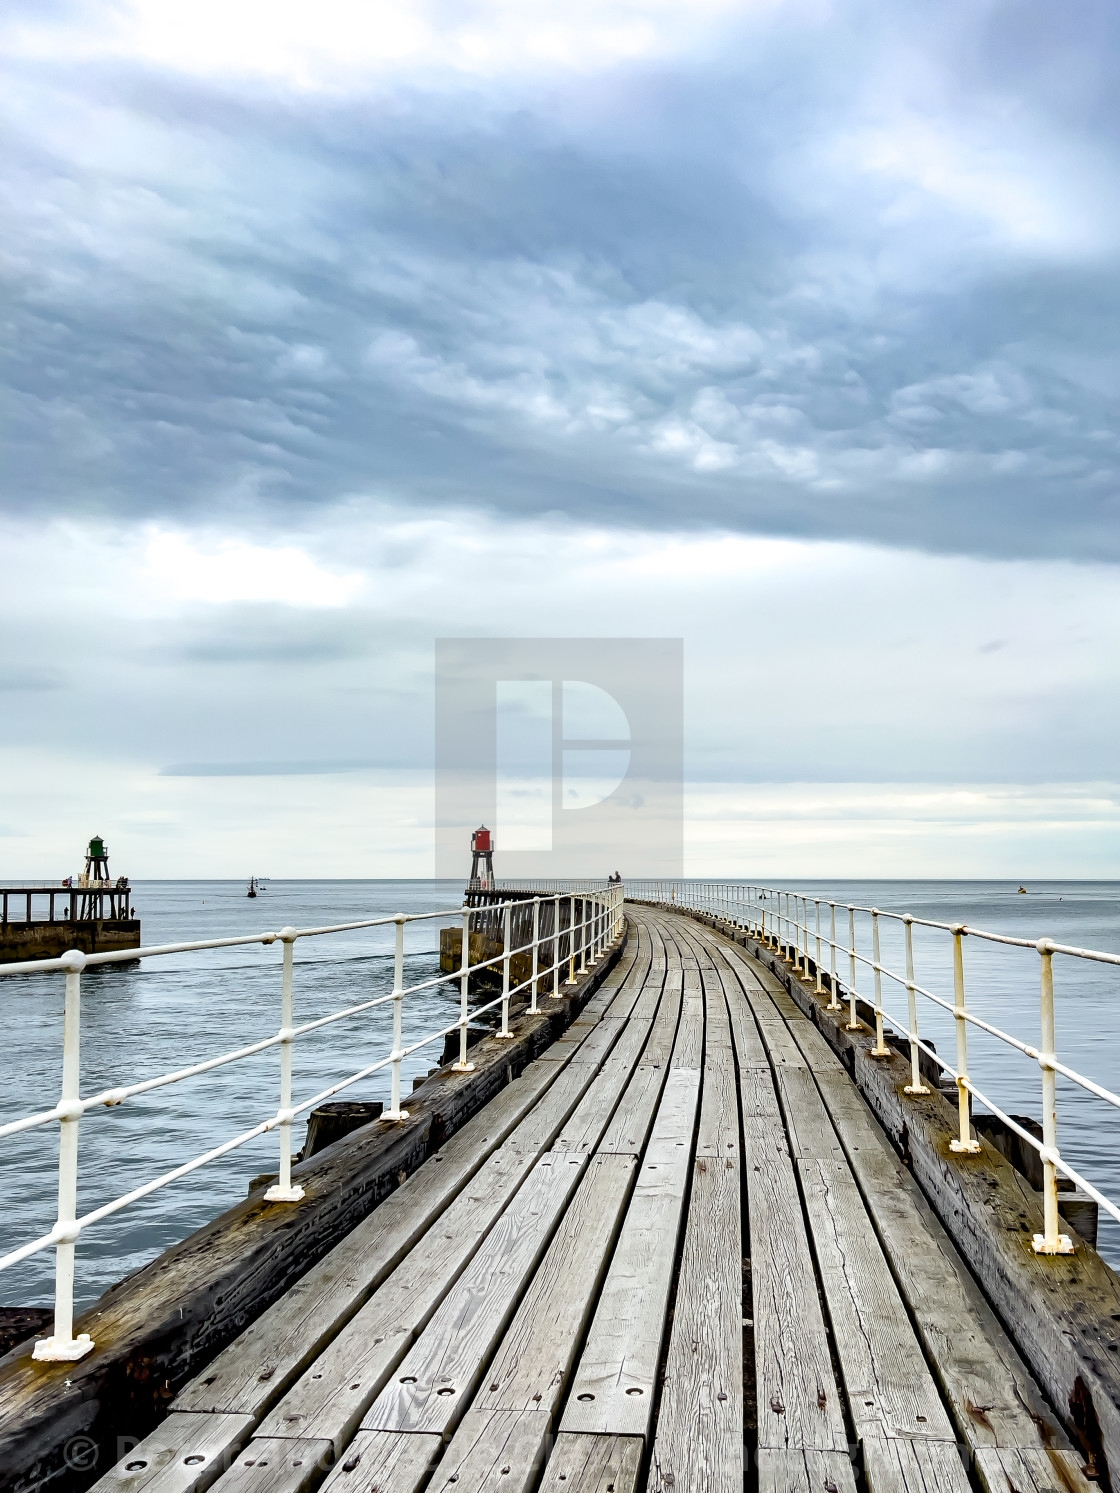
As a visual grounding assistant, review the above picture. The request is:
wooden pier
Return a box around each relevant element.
[67,904,1113,1493]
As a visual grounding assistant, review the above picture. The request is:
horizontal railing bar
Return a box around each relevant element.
[0,913,597,1271]
[0,894,570,979]
[0,883,624,1369]
[0,914,598,1132]
[636,883,1120,1196]
[630,882,1120,967]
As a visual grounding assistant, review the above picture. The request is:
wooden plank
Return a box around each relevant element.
[86,1413,253,1493]
[2,943,635,1493]
[596,1015,655,1076]
[804,1063,1076,1457]
[769,989,808,1022]
[559,1068,699,1438]
[596,1065,668,1157]
[973,1449,1094,1493]
[786,1016,852,1075]
[595,982,645,1023]
[653,917,1089,1486]
[744,1101,848,1454]
[317,1431,440,1493]
[536,1018,623,1068]
[740,1065,783,1122]
[173,1055,575,1418]
[582,986,618,1018]
[695,1054,738,1160]
[781,965,1120,1480]
[757,1449,859,1493]
[719,939,789,998]
[550,1032,651,1156]
[861,1436,970,1493]
[749,1002,809,1070]
[619,945,654,992]
[474,1154,637,1416]
[254,1143,556,1453]
[722,975,771,1071]
[702,981,734,1049]
[671,991,704,1069]
[774,1068,846,1163]
[211,1438,333,1493]
[502,1061,604,1155]
[628,981,663,1022]
[797,1158,960,1447]
[423,1410,546,1493]
[647,1042,743,1492]
[628,946,667,1019]
[363,1153,587,1436]
[639,982,683,1068]
[537,1433,643,1493]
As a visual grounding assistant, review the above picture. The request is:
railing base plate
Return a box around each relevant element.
[263,1184,305,1203]
[32,1332,94,1363]
[1032,1232,1075,1255]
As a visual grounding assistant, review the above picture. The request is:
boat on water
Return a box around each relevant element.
[1018,884,1028,894]
[247,876,267,898]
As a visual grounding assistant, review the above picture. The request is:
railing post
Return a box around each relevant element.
[949,925,980,1153]
[845,905,860,1030]
[902,917,929,1095]
[790,893,798,968]
[1033,940,1074,1253]
[497,900,514,1038]
[453,904,475,1072]
[567,895,576,984]
[782,892,790,961]
[265,927,305,1200]
[551,895,562,995]
[34,950,94,1362]
[579,897,588,973]
[789,893,796,965]
[383,914,410,1121]
[530,897,541,1013]
[799,896,808,977]
[868,910,890,1058]
[814,899,823,994]
[827,902,841,1010]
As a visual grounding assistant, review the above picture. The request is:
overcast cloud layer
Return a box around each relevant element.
[5,0,1120,559]
[2,1,1119,877]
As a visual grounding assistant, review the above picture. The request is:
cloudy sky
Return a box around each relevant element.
[2,0,1119,878]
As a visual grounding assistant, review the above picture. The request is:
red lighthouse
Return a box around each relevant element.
[469,826,495,890]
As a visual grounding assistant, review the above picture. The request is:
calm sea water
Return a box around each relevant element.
[1,880,467,1309]
[2,878,1118,1310]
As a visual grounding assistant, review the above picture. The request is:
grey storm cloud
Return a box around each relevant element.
[4,0,1120,559]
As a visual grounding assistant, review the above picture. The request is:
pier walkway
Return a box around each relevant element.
[98,907,1090,1493]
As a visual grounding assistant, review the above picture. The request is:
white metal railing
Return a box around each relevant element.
[495,879,619,893]
[0,883,624,1363]
[631,879,1119,1259]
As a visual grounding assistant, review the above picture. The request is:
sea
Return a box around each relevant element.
[1,878,1118,1311]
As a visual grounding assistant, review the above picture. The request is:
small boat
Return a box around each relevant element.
[247,876,260,898]
[1017,885,1027,894]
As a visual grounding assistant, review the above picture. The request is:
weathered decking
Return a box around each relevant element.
[90,909,1095,1493]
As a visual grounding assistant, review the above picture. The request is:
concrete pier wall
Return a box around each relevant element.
[0,921,141,966]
